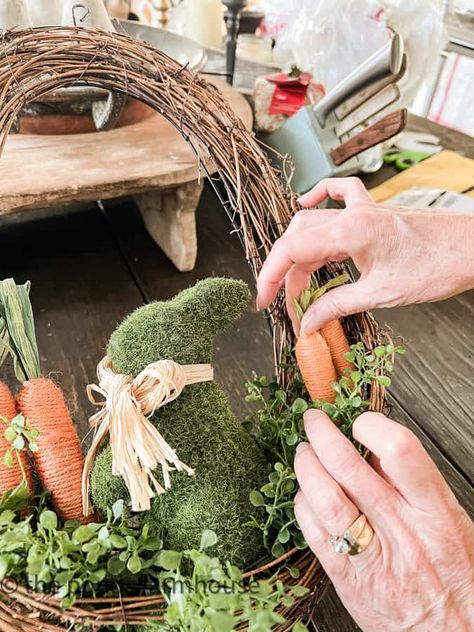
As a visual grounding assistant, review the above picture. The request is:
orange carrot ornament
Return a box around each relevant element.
[293,273,354,402]
[0,382,33,496]
[0,279,88,522]
[321,319,355,378]
[295,331,337,403]
[16,379,86,522]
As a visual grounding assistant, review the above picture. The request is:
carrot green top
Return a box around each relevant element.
[292,272,350,321]
[0,279,41,382]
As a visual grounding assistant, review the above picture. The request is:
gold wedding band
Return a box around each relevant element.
[330,514,374,556]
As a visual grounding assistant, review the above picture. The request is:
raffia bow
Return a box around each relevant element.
[82,356,214,515]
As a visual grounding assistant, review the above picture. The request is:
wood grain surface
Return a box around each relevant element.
[101,185,274,417]
[0,206,144,440]
[330,109,407,166]
[376,294,474,483]
[0,79,252,215]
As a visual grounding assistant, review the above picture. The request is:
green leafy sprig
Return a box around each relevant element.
[2,413,39,469]
[318,342,405,435]
[0,499,164,609]
[245,342,404,557]
[147,529,309,632]
[0,414,39,511]
[0,503,310,631]
[292,273,350,322]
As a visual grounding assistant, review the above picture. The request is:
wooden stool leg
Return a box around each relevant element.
[134,180,203,272]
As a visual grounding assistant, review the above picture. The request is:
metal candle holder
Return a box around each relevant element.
[221,0,247,84]
[152,0,184,29]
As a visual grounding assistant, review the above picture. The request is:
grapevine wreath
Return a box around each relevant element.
[0,27,399,631]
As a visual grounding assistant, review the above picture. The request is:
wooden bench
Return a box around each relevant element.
[0,79,252,272]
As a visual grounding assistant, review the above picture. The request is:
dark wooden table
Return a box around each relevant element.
[0,115,472,632]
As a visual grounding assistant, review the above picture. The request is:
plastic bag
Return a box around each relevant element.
[270,0,390,90]
[382,0,447,106]
[263,0,447,106]
[257,0,307,40]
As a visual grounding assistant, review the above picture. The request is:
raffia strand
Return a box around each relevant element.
[82,356,213,515]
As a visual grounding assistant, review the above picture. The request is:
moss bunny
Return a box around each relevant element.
[91,278,269,567]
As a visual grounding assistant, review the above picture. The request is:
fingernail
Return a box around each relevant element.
[300,315,316,337]
[304,409,324,423]
[298,193,310,205]
[294,320,301,337]
[255,296,262,311]
[296,442,310,454]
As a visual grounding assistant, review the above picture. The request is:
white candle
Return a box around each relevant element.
[185,0,224,49]
[0,0,32,30]
[26,0,63,26]
[62,0,114,30]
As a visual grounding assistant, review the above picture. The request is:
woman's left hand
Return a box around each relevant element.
[294,410,474,632]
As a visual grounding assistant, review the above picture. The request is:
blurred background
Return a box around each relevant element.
[123,0,473,136]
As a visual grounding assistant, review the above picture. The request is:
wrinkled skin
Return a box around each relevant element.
[256,176,474,630]
[293,410,474,632]
[256,177,474,335]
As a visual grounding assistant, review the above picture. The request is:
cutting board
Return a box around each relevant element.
[370,150,474,202]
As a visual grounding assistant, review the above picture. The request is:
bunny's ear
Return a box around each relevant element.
[182,278,251,336]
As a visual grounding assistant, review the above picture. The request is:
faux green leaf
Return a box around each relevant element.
[127,554,142,574]
[141,535,163,551]
[200,529,218,550]
[112,499,124,521]
[107,557,126,576]
[271,542,285,558]
[0,556,9,579]
[293,622,310,631]
[291,398,308,414]
[350,371,361,383]
[158,550,183,571]
[209,611,235,632]
[4,427,17,443]
[3,451,13,469]
[249,491,265,507]
[278,528,290,544]
[291,585,310,597]
[39,511,58,531]
[11,435,24,451]
[293,533,307,550]
[288,566,300,579]
[72,526,95,543]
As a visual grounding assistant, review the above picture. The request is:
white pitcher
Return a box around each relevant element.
[26,0,64,26]
[0,0,32,30]
[62,0,114,30]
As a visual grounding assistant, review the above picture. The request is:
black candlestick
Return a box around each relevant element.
[221,0,247,85]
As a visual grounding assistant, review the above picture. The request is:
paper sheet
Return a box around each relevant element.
[370,150,474,203]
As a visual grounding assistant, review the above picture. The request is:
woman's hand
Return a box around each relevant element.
[294,410,474,632]
[256,178,474,335]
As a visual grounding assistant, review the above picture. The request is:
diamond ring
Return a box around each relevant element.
[330,514,374,556]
